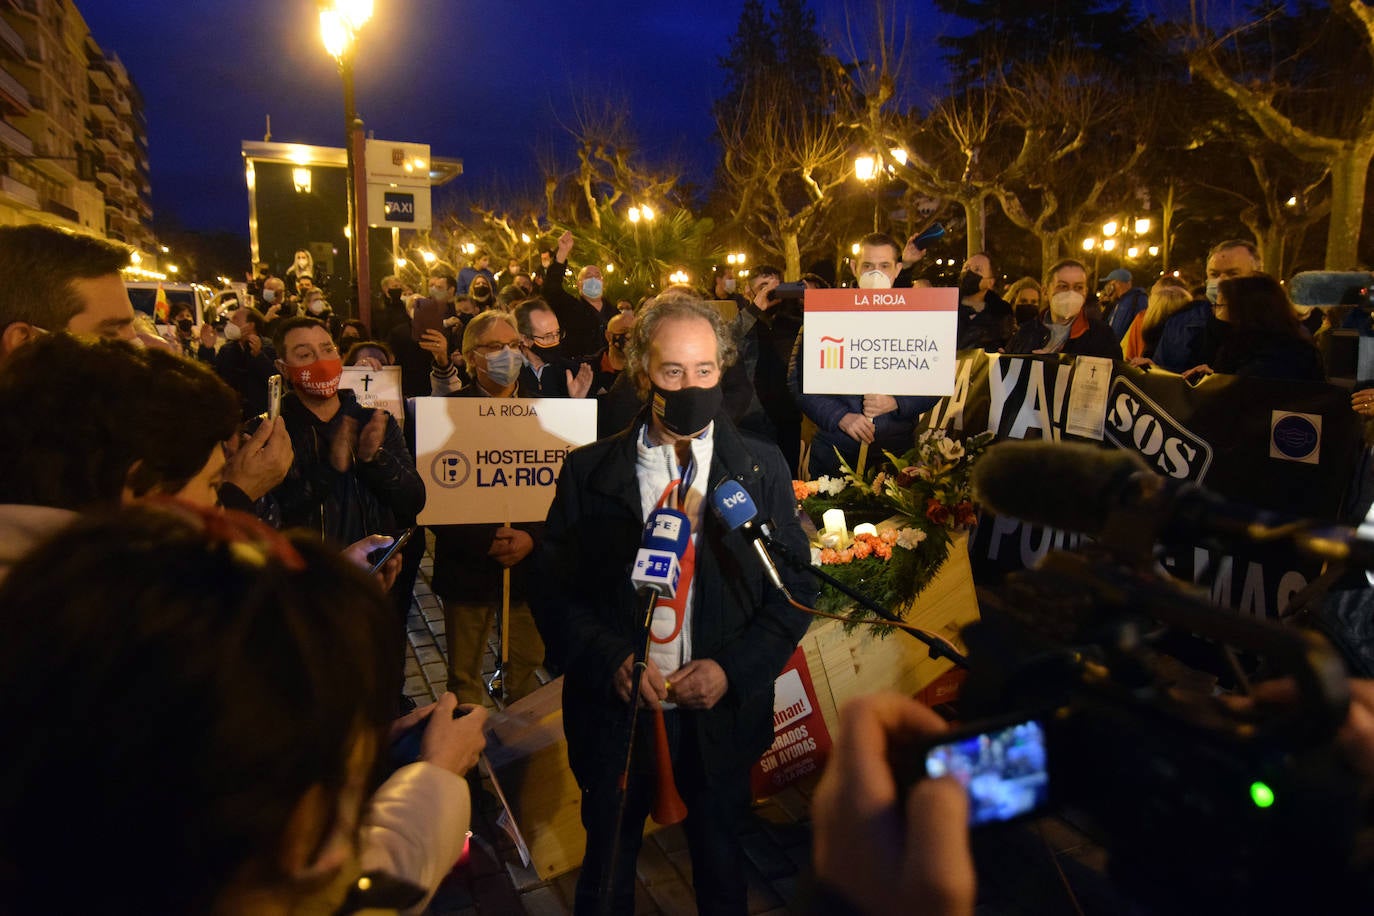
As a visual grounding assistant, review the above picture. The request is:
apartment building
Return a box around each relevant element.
[0,0,154,256]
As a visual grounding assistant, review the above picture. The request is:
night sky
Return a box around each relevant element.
[77,1,952,236]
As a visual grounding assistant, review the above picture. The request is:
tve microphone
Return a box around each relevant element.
[972,439,1374,568]
[631,507,689,597]
[711,480,788,593]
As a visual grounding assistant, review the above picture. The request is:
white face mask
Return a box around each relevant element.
[1049,290,1085,323]
[223,320,243,341]
[308,300,326,315]
[857,269,893,290]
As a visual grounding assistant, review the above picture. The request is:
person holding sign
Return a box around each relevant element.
[430,310,550,704]
[789,232,942,479]
[536,292,814,915]
[268,317,425,552]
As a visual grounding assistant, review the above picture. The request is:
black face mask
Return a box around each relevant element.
[610,333,629,351]
[471,287,492,302]
[530,343,563,363]
[958,271,984,299]
[176,317,194,334]
[651,383,722,436]
[387,288,403,304]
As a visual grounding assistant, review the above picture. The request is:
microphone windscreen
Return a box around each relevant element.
[971,440,1148,535]
[711,480,758,531]
[643,508,690,555]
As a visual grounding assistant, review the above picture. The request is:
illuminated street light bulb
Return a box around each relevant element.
[628,207,641,224]
[890,147,908,167]
[605,264,615,273]
[342,225,351,239]
[159,245,170,254]
[130,251,142,265]
[1102,239,1117,252]
[1286,196,1298,207]
[1148,246,1160,257]
[640,205,655,221]
[412,157,427,171]
[669,270,689,284]
[292,167,312,194]
[335,0,374,30]
[851,242,861,255]
[521,233,531,244]
[1082,238,1097,252]
[1102,220,1119,238]
[727,254,737,265]
[1134,217,1151,235]
[420,250,437,265]
[167,264,179,274]
[854,155,877,182]
[319,9,349,58]
[1127,247,1139,259]
[462,243,476,255]
[734,252,746,263]
[395,257,407,267]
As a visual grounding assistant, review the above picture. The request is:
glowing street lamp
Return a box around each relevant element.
[1134,217,1151,235]
[1102,220,1119,238]
[854,155,877,182]
[1102,239,1117,253]
[668,269,690,285]
[320,0,374,322]
[628,207,641,224]
[640,204,655,221]
[1082,238,1097,252]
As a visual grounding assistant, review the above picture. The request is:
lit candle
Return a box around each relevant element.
[822,508,847,539]
[853,523,878,537]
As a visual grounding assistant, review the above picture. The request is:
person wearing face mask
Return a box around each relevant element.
[533,292,815,916]
[730,264,806,476]
[427,310,549,706]
[1003,259,1119,359]
[465,276,495,317]
[285,248,318,297]
[954,252,1015,352]
[513,298,594,398]
[266,316,424,552]
[789,232,941,478]
[214,305,279,420]
[384,274,455,399]
[542,229,609,360]
[456,250,495,297]
[592,310,635,396]
[1100,268,1148,342]
[166,302,214,364]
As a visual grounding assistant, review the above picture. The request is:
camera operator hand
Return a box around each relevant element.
[814,692,975,916]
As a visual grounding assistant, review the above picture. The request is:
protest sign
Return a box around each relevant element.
[919,350,1364,619]
[800,287,958,396]
[340,366,403,426]
[414,398,597,525]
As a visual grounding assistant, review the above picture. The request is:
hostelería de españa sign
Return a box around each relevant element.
[801,287,958,396]
[414,398,597,525]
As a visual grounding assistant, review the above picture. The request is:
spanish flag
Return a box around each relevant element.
[154,282,169,323]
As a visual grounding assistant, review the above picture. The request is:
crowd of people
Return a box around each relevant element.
[2,218,1373,914]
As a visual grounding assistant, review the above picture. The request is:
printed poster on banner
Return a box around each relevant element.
[340,366,403,427]
[414,398,597,525]
[801,287,958,396]
[750,648,832,798]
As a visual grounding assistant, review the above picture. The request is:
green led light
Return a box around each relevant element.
[1250,781,1275,809]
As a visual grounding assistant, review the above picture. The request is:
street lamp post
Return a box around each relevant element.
[320,0,373,324]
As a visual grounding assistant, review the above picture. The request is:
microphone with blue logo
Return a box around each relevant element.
[710,479,789,595]
[632,507,690,598]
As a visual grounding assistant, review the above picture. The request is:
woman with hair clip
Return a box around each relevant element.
[0,503,486,915]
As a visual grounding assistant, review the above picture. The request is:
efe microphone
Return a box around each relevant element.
[632,507,690,598]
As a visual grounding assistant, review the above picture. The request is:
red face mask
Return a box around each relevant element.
[286,358,343,398]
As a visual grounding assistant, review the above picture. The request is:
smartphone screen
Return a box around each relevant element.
[925,717,1049,826]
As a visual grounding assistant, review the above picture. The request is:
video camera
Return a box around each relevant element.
[939,450,1374,912]
[767,281,805,303]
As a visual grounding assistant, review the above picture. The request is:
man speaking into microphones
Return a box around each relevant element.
[533,292,815,915]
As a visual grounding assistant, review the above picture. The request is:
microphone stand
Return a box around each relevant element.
[600,585,660,915]
[763,532,970,668]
